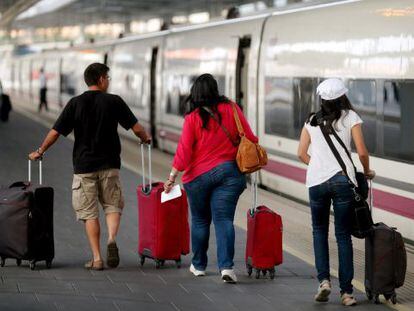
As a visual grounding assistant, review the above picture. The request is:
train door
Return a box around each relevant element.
[150,47,159,148]
[236,36,251,111]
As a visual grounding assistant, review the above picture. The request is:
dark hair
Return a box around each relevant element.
[84,63,109,86]
[186,73,230,129]
[308,95,357,130]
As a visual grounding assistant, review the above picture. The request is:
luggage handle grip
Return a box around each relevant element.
[28,159,43,185]
[140,143,152,193]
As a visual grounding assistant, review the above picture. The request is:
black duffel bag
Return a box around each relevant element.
[319,123,373,239]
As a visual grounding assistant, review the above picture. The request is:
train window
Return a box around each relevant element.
[166,75,194,116]
[383,81,414,163]
[166,74,226,116]
[293,78,318,137]
[348,80,377,153]
[61,73,76,96]
[264,78,294,138]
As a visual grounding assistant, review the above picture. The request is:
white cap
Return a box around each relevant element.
[316,78,348,100]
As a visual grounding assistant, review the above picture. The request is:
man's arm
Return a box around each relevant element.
[131,122,151,144]
[28,129,60,160]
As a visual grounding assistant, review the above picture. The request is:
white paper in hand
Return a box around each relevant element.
[161,184,182,203]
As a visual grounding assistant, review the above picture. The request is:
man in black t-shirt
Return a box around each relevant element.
[29,63,151,271]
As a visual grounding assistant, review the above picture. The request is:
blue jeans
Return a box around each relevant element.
[184,161,246,271]
[309,173,354,294]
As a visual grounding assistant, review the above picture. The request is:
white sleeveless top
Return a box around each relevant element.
[304,110,363,188]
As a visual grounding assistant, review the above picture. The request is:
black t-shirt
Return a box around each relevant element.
[53,90,137,174]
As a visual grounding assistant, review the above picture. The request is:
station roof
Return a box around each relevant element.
[0,0,40,28]
[5,0,259,29]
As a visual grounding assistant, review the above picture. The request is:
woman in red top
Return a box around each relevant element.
[164,74,258,283]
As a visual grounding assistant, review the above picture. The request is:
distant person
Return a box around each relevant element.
[38,68,48,112]
[297,78,375,306]
[164,74,258,283]
[226,6,240,19]
[29,63,151,270]
[0,81,12,122]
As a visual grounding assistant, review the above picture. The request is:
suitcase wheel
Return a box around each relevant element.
[139,256,145,267]
[374,294,380,304]
[46,260,52,269]
[30,261,36,271]
[269,269,275,280]
[16,259,22,267]
[155,260,161,269]
[0,257,5,267]
[175,259,181,269]
[391,294,397,305]
[366,290,373,301]
[255,270,261,279]
[247,265,253,277]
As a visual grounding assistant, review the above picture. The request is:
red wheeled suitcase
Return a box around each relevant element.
[0,159,54,270]
[245,175,283,279]
[137,144,189,268]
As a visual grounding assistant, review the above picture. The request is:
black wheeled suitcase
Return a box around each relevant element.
[365,222,407,304]
[0,159,54,270]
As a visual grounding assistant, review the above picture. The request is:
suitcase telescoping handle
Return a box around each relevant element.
[250,172,258,215]
[369,179,373,212]
[140,143,152,194]
[28,159,43,185]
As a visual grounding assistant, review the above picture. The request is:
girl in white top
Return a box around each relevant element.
[297,78,375,307]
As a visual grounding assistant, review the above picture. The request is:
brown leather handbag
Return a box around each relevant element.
[231,104,267,173]
[202,104,267,174]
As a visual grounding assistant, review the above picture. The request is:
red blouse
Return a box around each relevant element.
[172,102,258,184]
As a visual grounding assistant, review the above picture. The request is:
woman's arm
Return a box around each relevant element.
[351,124,375,178]
[297,127,311,165]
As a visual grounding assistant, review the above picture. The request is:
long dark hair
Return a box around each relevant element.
[186,73,230,129]
[308,95,357,130]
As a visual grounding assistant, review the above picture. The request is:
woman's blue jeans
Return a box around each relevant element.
[184,161,246,271]
[309,173,354,294]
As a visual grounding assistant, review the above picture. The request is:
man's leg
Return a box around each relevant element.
[85,219,102,261]
[72,173,102,269]
[106,212,121,244]
[99,169,124,268]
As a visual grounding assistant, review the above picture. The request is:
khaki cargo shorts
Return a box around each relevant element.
[71,168,125,221]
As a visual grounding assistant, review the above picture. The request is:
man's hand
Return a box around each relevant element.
[132,123,151,144]
[28,150,43,161]
[140,134,152,145]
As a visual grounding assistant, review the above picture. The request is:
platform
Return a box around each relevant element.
[0,105,411,311]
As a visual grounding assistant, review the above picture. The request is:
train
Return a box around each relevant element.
[1,0,413,241]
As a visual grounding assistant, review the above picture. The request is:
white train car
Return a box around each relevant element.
[1,0,413,241]
[257,0,414,241]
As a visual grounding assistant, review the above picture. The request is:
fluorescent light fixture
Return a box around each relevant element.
[147,18,161,32]
[172,15,188,24]
[17,0,76,20]
[189,12,209,24]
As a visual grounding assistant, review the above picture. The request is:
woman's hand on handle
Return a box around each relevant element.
[365,169,376,180]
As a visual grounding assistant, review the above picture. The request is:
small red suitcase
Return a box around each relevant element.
[137,145,189,268]
[245,177,283,279]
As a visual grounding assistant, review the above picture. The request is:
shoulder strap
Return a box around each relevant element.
[329,125,358,174]
[201,107,238,147]
[319,124,350,179]
[231,103,245,137]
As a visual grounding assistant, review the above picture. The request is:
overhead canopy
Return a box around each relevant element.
[0,0,41,28]
[9,0,265,29]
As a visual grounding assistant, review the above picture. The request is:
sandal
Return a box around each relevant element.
[84,259,104,271]
[107,241,120,268]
